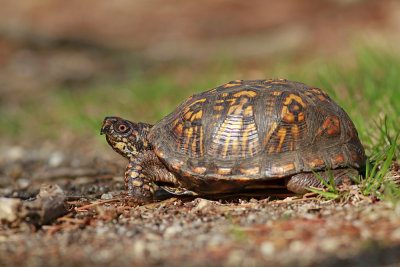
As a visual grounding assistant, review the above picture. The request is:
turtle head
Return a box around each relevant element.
[101,117,153,159]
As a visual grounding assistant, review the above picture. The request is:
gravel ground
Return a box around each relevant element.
[1,146,400,267]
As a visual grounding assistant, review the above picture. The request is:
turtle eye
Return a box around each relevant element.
[116,122,130,133]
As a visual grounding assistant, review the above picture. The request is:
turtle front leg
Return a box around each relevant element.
[286,168,358,194]
[124,156,155,203]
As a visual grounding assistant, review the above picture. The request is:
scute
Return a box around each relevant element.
[148,79,365,187]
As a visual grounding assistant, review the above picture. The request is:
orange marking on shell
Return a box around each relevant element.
[172,118,180,126]
[214,105,224,111]
[213,114,222,119]
[241,122,258,157]
[185,99,207,112]
[268,145,275,154]
[191,125,204,156]
[193,167,206,174]
[333,155,344,164]
[183,127,194,151]
[184,111,194,120]
[271,163,295,175]
[224,83,241,88]
[291,124,299,139]
[312,88,321,94]
[234,79,242,82]
[270,81,287,85]
[275,127,287,153]
[309,158,324,168]
[129,135,134,140]
[192,110,203,121]
[233,90,258,98]
[222,93,229,97]
[263,121,278,147]
[243,106,253,117]
[218,117,243,156]
[216,99,225,103]
[283,94,307,107]
[352,153,358,160]
[217,168,232,175]
[281,106,295,123]
[132,130,139,135]
[227,97,248,116]
[317,94,327,101]
[239,167,260,176]
[211,119,233,157]
[199,126,204,156]
[272,91,281,96]
[228,137,239,155]
[320,89,328,96]
[323,117,340,135]
[173,123,183,137]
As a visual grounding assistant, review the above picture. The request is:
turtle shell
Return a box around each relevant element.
[147,79,365,193]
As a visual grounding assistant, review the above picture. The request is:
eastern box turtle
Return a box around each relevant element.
[101,79,365,202]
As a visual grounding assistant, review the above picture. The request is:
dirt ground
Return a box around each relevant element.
[1,0,400,266]
[0,146,400,267]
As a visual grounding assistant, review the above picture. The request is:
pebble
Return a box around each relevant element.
[260,241,275,257]
[164,225,183,238]
[133,240,146,259]
[195,199,211,211]
[8,146,24,161]
[48,151,64,167]
[17,178,31,189]
[0,197,22,223]
[101,193,113,200]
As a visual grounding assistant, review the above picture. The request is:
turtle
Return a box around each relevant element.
[100,79,365,203]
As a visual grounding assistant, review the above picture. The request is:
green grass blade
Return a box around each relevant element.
[306,187,339,199]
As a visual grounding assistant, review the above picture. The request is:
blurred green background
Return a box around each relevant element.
[0,0,399,156]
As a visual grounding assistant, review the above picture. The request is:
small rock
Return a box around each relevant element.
[247,213,257,222]
[320,239,341,252]
[8,146,23,161]
[194,198,211,211]
[48,151,64,167]
[260,241,275,257]
[0,197,22,224]
[17,178,31,189]
[164,225,182,238]
[101,193,113,200]
[133,240,146,259]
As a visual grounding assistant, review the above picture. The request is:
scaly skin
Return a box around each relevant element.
[101,117,179,202]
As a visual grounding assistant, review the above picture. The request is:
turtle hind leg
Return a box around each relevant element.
[286,168,358,194]
[125,156,155,203]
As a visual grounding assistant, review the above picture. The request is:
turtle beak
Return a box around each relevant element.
[100,117,114,135]
[100,124,110,135]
